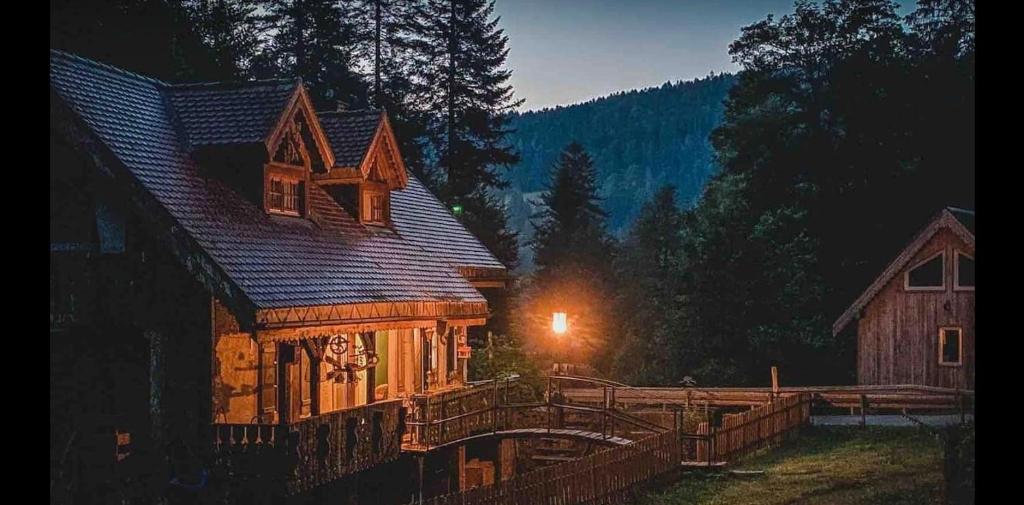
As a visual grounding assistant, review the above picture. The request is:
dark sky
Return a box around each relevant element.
[494,0,918,111]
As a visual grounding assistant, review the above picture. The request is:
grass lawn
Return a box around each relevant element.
[636,426,945,505]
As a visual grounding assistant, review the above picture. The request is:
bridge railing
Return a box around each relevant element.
[414,392,813,505]
[404,376,673,451]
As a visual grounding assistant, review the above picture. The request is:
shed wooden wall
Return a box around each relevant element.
[856,227,974,389]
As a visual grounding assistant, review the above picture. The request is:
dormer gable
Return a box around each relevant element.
[315,110,409,226]
[261,84,338,218]
[265,84,335,173]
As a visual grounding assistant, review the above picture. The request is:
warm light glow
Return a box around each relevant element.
[552,312,568,334]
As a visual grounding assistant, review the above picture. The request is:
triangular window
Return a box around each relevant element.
[905,252,944,290]
[955,251,974,290]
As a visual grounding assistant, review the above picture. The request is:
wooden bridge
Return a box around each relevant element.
[413,384,813,505]
[402,376,672,452]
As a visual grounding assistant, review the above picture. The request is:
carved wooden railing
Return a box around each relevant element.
[213,399,405,496]
[403,377,671,451]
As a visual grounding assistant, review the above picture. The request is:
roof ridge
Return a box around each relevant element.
[318,108,383,117]
[946,206,975,215]
[166,77,299,90]
[49,48,167,86]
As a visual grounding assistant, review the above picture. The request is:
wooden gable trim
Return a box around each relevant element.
[456,266,511,288]
[265,84,336,169]
[51,89,259,329]
[357,112,408,190]
[832,209,976,336]
[254,300,490,333]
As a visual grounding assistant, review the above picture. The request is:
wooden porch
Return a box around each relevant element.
[212,399,405,496]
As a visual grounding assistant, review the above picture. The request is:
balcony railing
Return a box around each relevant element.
[213,399,405,496]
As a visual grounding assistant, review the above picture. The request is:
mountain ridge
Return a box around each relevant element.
[502,72,737,270]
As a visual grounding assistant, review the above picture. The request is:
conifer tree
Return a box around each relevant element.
[186,0,261,80]
[611,186,687,385]
[415,0,522,268]
[254,0,368,109]
[346,0,433,185]
[525,142,613,367]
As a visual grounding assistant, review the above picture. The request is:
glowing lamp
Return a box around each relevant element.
[451,204,464,216]
[552,312,568,335]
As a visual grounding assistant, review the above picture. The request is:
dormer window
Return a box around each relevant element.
[361,184,389,226]
[268,176,302,216]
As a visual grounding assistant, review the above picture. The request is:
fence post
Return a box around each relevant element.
[709,425,717,467]
[958,390,965,424]
[492,380,499,433]
[771,366,779,401]
[860,394,868,427]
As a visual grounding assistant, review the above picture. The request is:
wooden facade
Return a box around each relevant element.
[51,50,508,503]
[834,209,975,389]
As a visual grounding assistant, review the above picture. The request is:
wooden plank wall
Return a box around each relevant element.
[856,228,974,389]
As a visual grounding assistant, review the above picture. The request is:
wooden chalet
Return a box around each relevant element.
[833,208,975,390]
[50,50,508,502]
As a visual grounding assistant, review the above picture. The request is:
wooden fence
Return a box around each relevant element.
[416,394,811,505]
[563,384,972,412]
[695,393,811,463]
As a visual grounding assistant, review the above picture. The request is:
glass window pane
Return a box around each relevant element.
[957,254,975,287]
[908,254,944,287]
[941,329,961,364]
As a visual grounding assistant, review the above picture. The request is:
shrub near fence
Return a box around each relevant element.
[418,393,812,505]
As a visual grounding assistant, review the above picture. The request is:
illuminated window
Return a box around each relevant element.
[268,177,301,216]
[361,188,389,225]
[955,251,974,289]
[939,327,962,366]
[906,252,944,290]
[371,194,386,223]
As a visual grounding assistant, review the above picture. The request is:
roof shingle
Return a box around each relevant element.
[50,50,504,319]
[317,110,381,168]
[167,79,298,148]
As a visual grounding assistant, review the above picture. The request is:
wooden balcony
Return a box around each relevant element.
[213,399,405,496]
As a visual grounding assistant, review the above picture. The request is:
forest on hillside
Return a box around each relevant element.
[503,75,735,269]
[51,0,974,390]
[509,0,974,388]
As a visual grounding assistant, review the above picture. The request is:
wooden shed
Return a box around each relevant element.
[833,208,975,389]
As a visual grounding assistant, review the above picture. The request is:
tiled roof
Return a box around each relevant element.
[50,50,503,319]
[391,176,506,270]
[167,79,298,147]
[317,110,382,168]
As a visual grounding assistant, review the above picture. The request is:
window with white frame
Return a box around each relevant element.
[939,327,962,366]
[905,251,945,290]
[955,251,974,290]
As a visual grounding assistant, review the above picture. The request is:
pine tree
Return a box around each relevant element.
[345,0,434,185]
[186,0,261,80]
[612,186,687,385]
[531,142,609,273]
[415,0,522,268]
[254,0,368,109]
[525,142,613,368]
[51,0,221,82]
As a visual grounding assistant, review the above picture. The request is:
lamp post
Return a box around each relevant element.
[552,312,568,375]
